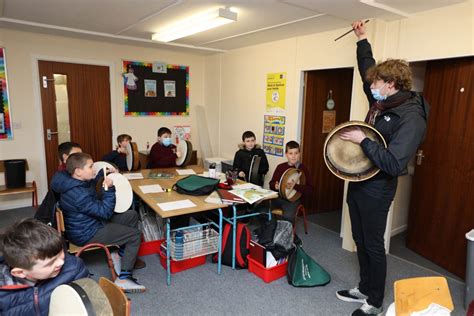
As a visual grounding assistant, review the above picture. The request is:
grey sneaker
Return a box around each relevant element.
[336,288,368,303]
[111,250,121,276]
[352,301,383,315]
[114,276,146,293]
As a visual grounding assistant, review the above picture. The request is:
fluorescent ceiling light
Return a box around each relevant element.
[152,8,237,42]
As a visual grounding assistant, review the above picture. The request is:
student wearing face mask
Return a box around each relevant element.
[335,21,430,316]
[148,127,182,168]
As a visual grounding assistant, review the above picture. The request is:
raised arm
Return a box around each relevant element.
[353,20,376,105]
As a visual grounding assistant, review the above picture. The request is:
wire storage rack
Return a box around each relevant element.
[166,227,219,261]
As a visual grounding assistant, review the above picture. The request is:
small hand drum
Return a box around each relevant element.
[323,121,387,182]
[279,168,306,202]
[176,140,193,167]
[125,142,140,171]
[96,172,133,213]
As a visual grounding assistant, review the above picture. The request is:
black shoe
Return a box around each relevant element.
[336,288,368,303]
[352,302,383,315]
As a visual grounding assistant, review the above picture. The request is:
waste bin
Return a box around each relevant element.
[4,159,26,188]
[466,229,474,309]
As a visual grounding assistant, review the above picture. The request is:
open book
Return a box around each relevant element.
[229,187,278,204]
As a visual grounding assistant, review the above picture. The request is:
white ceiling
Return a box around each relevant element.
[0,0,468,54]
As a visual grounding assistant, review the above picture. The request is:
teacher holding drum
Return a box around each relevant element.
[334,20,430,316]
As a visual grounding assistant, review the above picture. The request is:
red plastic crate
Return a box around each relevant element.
[138,239,163,256]
[138,239,206,274]
[247,255,288,283]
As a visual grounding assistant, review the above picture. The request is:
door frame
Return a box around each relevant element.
[31,54,117,197]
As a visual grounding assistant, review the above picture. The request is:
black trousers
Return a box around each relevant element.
[347,188,392,308]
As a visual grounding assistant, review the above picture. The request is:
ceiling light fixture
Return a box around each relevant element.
[152,7,237,42]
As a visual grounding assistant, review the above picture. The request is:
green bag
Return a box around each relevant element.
[173,175,220,196]
[287,243,331,287]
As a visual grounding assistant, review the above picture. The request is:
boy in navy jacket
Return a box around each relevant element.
[51,152,146,293]
[0,218,89,316]
[102,134,132,171]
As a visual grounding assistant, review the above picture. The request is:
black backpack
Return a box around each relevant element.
[213,223,250,269]
[173,175,219,196]
[34,190,59,228]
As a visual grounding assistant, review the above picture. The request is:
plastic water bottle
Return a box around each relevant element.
[174,231,184,260]
[209,163,217,179]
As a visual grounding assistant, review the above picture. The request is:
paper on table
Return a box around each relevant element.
[123,172,144,180]
[139,184,164,194]
[176,169,196,175]
[232,183,259,190]
[157,199,197,211]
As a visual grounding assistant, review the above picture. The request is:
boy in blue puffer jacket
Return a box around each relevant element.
[0,218,89,316]
[51,152,146,293]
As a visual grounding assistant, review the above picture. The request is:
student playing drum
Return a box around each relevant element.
[102,134,133,171]
[148,127,182,168]
[269,141,312,223]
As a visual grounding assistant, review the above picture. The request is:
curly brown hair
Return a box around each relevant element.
[366,59,412,91]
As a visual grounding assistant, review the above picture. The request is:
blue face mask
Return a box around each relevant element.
[371,83,387,101]
[162,138,172,147]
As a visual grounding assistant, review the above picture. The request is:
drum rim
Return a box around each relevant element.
[125,142,139,171]
[176,140,193,167]
[323,120,387,182]
[106,172,133,213]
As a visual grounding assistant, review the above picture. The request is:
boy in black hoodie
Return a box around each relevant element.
[233,131,269,186]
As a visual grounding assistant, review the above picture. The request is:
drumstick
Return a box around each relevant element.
[103,167,108,191]
[334,20,370,41]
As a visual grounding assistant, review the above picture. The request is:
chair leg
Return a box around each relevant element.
[75,243,118,281]
[295,204,308,235]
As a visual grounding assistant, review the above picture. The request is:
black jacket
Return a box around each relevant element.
[350,39,430,200]
[233,145,269,185]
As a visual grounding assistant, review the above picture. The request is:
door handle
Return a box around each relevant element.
[416,149,425,165]
[42,76,55,88]
[47,128,59,141]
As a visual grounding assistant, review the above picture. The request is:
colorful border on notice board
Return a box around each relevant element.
[0,48,12,140]
[122,60,189,116]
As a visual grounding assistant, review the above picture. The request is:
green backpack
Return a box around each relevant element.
[173,175,220,196]
[287,242,331,287]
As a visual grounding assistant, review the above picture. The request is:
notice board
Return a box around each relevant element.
[123,60,189,116]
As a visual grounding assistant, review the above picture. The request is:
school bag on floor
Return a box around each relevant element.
[213,223,250,269]
[287,240,331,287]
[173,175,219,196]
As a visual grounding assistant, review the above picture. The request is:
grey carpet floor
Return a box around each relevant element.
[1,207,467,315]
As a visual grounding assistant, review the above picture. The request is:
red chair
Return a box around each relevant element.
[55,207,118,281]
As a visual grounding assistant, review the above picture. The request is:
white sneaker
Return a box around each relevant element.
[114,276,146,293]
[111,250,121,276]
[352,301,383,315]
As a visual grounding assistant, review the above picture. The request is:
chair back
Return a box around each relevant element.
[99,277,131,316]
[55,207,66,234]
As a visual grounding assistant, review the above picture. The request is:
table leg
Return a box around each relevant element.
[166,218,171,286]
[232,205,237,270]
[217,208,223,275]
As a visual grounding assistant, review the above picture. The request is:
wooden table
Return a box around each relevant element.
[129,166,227,285]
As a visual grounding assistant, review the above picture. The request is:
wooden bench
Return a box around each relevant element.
[0,160,38,207]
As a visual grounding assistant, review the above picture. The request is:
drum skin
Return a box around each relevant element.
[323,121,387,182]
[95,173,133,213]
[279,168,306,202]
[126,142,140,171]
[175,140,193,167]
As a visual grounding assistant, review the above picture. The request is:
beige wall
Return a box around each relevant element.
[205,1,473,250]
[0,29,206,210]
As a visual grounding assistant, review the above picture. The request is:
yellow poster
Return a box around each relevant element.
[266,72,286,112]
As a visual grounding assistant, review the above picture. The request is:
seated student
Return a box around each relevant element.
[57,141,82,171]
[102,134,132,171]
[148,127,181,168]
[269,141,312,223]
[233,131,269,186]
[50,152,146,293]
[0,218,89,315]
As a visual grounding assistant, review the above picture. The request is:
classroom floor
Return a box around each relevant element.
[0,206,467,315]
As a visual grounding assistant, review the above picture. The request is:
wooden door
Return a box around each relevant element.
[38,61,112,184]
[406,56,473,278]
[301,68,353,214]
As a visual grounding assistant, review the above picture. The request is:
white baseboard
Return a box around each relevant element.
[391,224,407,237]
